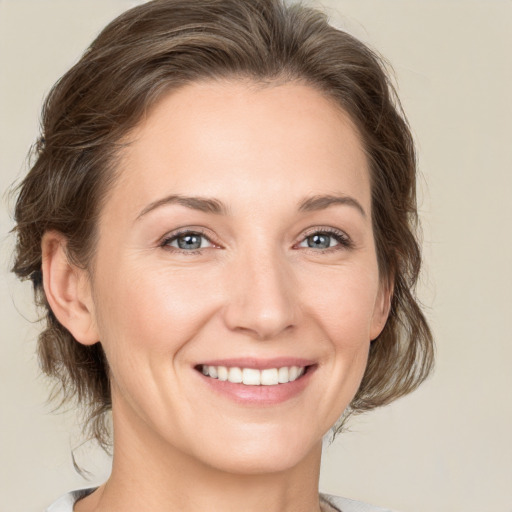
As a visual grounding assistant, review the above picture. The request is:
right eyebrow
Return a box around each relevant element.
[298,194,367,218]
[136,194,229,220]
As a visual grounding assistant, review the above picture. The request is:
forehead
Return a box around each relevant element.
[108,80,370,218]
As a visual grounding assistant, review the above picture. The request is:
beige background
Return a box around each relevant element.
[1,1,511,511]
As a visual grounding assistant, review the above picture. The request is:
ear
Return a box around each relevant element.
[41,231,99,345]
[370,279,393,341]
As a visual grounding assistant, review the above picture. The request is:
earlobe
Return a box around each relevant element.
[41,231,99,345]
[370,280,393,341]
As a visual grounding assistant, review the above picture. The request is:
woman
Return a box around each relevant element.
[11,0,434,511]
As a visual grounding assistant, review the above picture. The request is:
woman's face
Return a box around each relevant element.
[87,80,390,474]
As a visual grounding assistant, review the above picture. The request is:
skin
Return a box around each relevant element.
[42,80,391,512]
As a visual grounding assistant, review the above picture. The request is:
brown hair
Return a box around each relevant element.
[12,0,434,447]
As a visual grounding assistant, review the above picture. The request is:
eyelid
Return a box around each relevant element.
[159,227,221,251]
[295,226,353,250]
[158,225,353,253]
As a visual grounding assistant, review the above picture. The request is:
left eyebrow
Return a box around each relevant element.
[298,194,367,218]
[136,194,229,220]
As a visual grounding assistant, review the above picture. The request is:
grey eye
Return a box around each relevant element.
[178,234,202,250]
[167,233,213,250]
[301,233,336,249]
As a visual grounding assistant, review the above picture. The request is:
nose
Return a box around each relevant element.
[222,248,298,340]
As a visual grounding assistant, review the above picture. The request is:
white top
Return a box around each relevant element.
[46,488,395,512]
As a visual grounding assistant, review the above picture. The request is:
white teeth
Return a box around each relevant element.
[201,365,307,385]
[277,367,289,383]
[228,367,243,383]
[217,366,228,381]
[289,366,299,381]
[242,368,261,385]
[261,368,279,386]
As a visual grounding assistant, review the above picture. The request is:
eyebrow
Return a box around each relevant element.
[136,194,229,220]
[136,193,366,220]
[298,194,367,218]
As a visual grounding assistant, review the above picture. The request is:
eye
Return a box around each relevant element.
[161,230,214,252]
[297,229,352,251]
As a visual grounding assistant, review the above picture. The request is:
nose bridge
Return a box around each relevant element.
[223,241,298,340]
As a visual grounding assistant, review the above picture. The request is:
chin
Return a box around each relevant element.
[189,424,323,476]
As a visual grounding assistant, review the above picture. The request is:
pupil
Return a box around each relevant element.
[308,234,330,249]
[178,234,201,250]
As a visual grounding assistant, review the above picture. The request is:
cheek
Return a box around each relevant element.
[93,262,222,357]
[90,262,223,415]
[300,263,380,347]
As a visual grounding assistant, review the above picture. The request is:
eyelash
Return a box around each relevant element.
[297,227,353,252]
[159,227,353,254]
[160,228,214,255]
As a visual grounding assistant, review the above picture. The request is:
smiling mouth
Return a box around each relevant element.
[196,365,310,386]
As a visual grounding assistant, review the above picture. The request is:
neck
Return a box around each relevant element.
[77,403,324,512]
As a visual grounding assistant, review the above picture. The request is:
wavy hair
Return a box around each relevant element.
[12,0,434,447]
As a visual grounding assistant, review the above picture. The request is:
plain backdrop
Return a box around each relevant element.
[1,1,511,511]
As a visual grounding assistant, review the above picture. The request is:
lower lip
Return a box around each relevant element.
[196,366,316,405]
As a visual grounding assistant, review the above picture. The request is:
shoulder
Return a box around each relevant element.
[45,488,97,512]
[320,492,399,512]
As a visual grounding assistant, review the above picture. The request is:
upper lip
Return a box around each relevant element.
[196,357,316,370]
